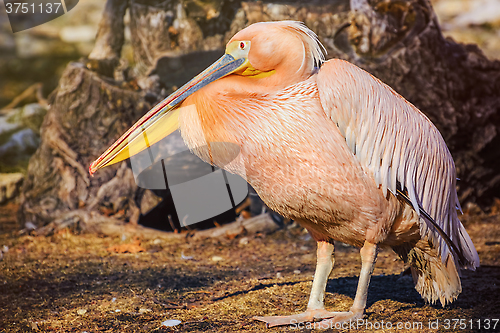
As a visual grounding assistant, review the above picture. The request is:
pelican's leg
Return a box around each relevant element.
[254,241,336,327]
[253,240,378,328]
[307,241,335,311]
[316,240,378,327]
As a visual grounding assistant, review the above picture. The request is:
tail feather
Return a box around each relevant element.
[394,238,462,306]
[408,242,461,306]
[456,223,480,270]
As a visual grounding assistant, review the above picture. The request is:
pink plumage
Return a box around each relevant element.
[91,21,480,327]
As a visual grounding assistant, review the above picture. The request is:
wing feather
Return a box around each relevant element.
[317,60,479,269]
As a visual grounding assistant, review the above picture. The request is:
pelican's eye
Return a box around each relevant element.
[239,42,246,50]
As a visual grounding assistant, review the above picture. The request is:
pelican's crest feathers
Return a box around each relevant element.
[276,21,326,68]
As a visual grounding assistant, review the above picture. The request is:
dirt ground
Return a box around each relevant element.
[0,202,499,333]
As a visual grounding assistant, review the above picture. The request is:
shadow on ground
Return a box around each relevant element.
[0,205,499,332]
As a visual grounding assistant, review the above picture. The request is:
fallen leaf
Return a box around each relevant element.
[107,239,145,254]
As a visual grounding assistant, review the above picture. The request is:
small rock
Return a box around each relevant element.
[293,270,301,274]
[111,297,116,302]
[25,222,37,231]
[239,237,249,245]
[139,308,152,314]
[211,255,223,262]
[162,319,182,327]
[115,309,121,312]
[153,238,162,245]
[0,104,46,173]
[276,272,282,279]
[2,245,8,253]
[181,252,193,260]
[77,308,87,315]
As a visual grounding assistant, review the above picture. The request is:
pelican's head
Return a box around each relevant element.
[89,21,325,175]
[226,21,325,86]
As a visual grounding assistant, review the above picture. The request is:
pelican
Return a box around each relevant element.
[90,21,479,327]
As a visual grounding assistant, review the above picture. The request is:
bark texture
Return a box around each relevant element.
[19,0,500,231]
[88,0,129,61]
[19,62,149,229]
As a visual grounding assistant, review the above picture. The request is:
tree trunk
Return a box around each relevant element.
[19,62,148,230]
[19,0,500,232]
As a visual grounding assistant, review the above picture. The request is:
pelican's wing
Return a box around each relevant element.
[317,59,479,269]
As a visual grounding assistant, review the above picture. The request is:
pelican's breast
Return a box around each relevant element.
[180,76,395,245]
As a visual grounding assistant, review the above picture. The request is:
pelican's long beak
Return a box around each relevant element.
[89,45,250,176]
